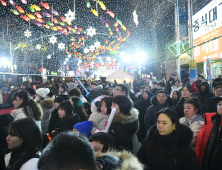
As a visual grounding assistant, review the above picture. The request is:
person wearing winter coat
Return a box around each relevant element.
[196,81,214,106]
[170,80,182,98]
[176,84,204,118]
[109,95,139,152]
[5,118,42,170]
[47,97,65,136]
[179,98,204,147]
[38,132,143,170]
[2,88,9,104]
[88,83,103,103]
[144,90,174,131]
[58,84,68,100]
[0,114,13,170]
[70,97,88,122]
[137,108,201,170]
[52,101,80,138]
[11,91,43,131]
[68,87,88,104]
[89,97,112,134]
[172,91,181,107]
[35,88,54,135]
[195,97,222,170]
[137,91,152,142]
[166,78,174,96]
[204,85,222,112]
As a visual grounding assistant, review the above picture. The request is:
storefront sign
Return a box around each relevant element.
[180,53,190,65]
[193,0,222,63]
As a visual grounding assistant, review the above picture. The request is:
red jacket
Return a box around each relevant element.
[194,112,217,169]
[191,82,198,93]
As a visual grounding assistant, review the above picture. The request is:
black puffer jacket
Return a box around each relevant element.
[144,95,174,131]
[175,97,205,118]
[48,109,60,136]
[196,82,214,106]
[137,98,151,142]
[0,114,13,170]
[137,124,201,170]
[108,108,139,152]
[204,96,217,113]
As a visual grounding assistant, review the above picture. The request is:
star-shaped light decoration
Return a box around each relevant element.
[65,9,75,22]
[68,54,72,58]
[47,55,51,59]
[36,44,41,50]
[58,69,62,72]
[49,36,57,44]
[24,29,32,38]
[84,48,90,54]
[58,42,65,50]
[87,27,96,37]
[89,45,95,52]
[94,41,101,49]
[133,10,139,26]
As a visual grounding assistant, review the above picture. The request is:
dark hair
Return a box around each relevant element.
[47,89,55,98]
[147,108,180,158]
[83,102,92,116]
[141,91,151,101]
[172,91,181,102]
[68,88,81,97]
[153,82,158,85]
[112,95,132,115]
[59,84,67,92]
[7,118,42,170]
[116,84,128,96]
[71,97,88,121]
[58,101,73,117]
[174,80,180,85]
[156,90,167,96]
[38,132,97,170]
[91,82,98,86]
[157,82,165,87]
[54,97,65,104]
[97,97,113,114]
[12,91,42,121]
[89,132,115,153]
[144,84,151,91]
[182,84,194,94]
[25,87,36,96]
[184,97,200,114]
[100,90,109,96]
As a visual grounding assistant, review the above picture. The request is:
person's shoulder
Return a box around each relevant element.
[20,158,39,170]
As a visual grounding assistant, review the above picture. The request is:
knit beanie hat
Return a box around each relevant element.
[67,82,77,90]
[36,88,50,98]
[73,121,93,137]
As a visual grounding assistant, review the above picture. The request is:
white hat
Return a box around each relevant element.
[10,86,15,89]
[36,88,50,98]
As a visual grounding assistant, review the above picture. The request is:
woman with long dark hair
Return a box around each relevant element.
[4,118,42,170]
[137,91,152,142]
[71,97,88,122]
[137,108,201,170]
[52,101,80,137]
[11,91,43,131]
[172,91,181,107]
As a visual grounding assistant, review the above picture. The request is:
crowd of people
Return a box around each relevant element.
[0,73,222,170]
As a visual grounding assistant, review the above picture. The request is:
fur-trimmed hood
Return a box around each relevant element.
[147,123,193,150]
[95,150,144,170]
[38,98,54,109]
[112,108,139,125]
[93,85,103,91]
[150,95,174,107]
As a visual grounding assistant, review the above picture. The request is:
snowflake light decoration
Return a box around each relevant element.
[94,41,101,49]
[58,42,65,50]
[84,48,90,54]
[47,55,51,59]
[58,69,62,72]
[68,54,72,58]
[24,29,32,38]
[89,45,95,52]
[49,36,57,44]
[133,10,139,26]
[87,27,96,37]
[36,44,41,50]
[65,9,75,22]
